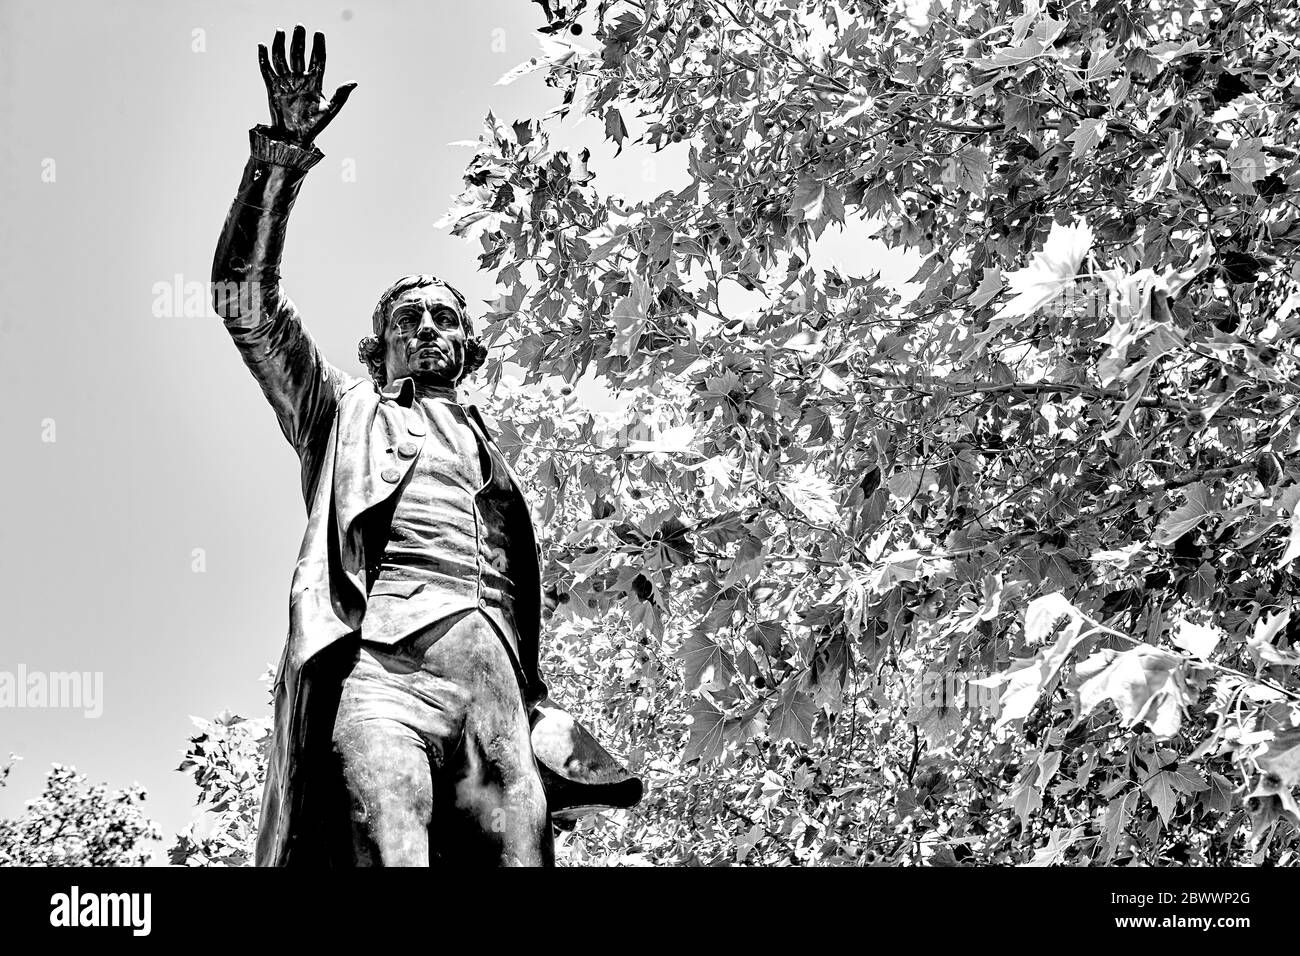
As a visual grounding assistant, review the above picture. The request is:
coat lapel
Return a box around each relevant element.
[465,405,529,501]
[334,377,425,541]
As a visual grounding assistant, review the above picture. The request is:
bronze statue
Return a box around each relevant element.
[211,25,641,866]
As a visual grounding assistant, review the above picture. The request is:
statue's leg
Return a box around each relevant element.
[329,641,469,866]
[420,610,554,866]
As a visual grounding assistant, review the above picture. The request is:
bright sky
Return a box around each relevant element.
[0,0,909,855]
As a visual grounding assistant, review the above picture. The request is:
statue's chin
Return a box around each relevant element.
[410,366,460,387]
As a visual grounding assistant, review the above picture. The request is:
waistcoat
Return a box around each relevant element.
[360,387,520,660]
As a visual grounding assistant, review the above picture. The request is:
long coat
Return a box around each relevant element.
[218,295,629,867]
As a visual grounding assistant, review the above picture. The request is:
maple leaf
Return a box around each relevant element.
[611,274,651,356]
[1152,483,1215,545]
[1024,592,1081,644]
[1101,790,1140,862]
[941,149,990,197]
[968,266,1003,310]
[1225,138,1270,195]
[987,218,1094,324]
[733,824,765,864]
[679,632,735,693]
[1067,117,1108,158]
[1021,825,1083,866]
[1143,761,1208,824]
[1200,773,1236,815]
[971,18,1066,70]
[767,683,817,746]
[1171,620,1223,659]
[1074,645,1190,737]
[987,611,1088,730]
[604,107,628,155]
[869,548,928,592]
[908,701,962,750]
[885,466,938,501]
[1000,764,1043,829]
[682,702,728,763]
[790,175,845,226]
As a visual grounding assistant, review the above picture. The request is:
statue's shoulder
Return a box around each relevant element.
[329,377,381,426]
[339,377,378,404]
[343,377,373,396]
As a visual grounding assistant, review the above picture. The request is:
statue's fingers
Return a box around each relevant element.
[309,31,326,75]
[259,45,282,124]
[258,43,275,82]
[271,29,289,74]
[324,82,357,120]
[290,24,306,73]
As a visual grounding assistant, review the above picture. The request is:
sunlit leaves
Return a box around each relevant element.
[778,464,839,526]
[941,149,990,198]
[611,274,652,357]
[1067,118,1108,159]
[991,218,1095,321]
[683,701,728,763]
[1152,483,1216,546]
[767,683,817,747]
[0,762,161,867]
[431,0,1300,866]
[791,176,846,227]
[1225,138,1271,195]
[990,615,1086,729]
[1075,645,1192,738]
[1142,760,1208,825]
[680,632,736,693]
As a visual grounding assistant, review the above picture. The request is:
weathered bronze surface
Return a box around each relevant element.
[211,26,641,867]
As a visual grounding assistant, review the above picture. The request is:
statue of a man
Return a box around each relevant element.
[211,25,640,867]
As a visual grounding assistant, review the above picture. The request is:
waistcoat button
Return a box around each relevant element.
[396,441,418,459]
[380,467,402,484]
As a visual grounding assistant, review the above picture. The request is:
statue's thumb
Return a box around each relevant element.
[327,82,357,117]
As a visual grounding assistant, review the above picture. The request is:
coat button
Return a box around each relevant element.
[380,468,402,484]
[397,441,418,459]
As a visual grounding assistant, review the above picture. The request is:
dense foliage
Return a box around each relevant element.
[169,709,268,866]
[0,757,159,866]
[175,0,1300,866]
[435,0,1300,865]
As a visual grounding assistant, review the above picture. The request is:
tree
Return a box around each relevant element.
[169,689,271,866]
[0,756,160,866]
[428,0,1300,864]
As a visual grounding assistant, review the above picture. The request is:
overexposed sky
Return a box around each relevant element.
[0,0,905,851]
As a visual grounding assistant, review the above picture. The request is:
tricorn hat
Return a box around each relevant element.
[529,699,644,819]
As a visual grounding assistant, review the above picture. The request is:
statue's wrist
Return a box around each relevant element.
[249,125,324,172]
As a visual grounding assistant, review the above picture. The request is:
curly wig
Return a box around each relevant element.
[357,274,488,387]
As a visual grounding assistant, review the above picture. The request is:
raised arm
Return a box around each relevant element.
[211,26,357,458]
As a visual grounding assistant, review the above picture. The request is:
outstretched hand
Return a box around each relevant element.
[258,25,355,147]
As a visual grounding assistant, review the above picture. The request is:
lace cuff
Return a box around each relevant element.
[248,126,324,171]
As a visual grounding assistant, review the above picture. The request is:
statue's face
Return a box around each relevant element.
[381,285,468,386]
